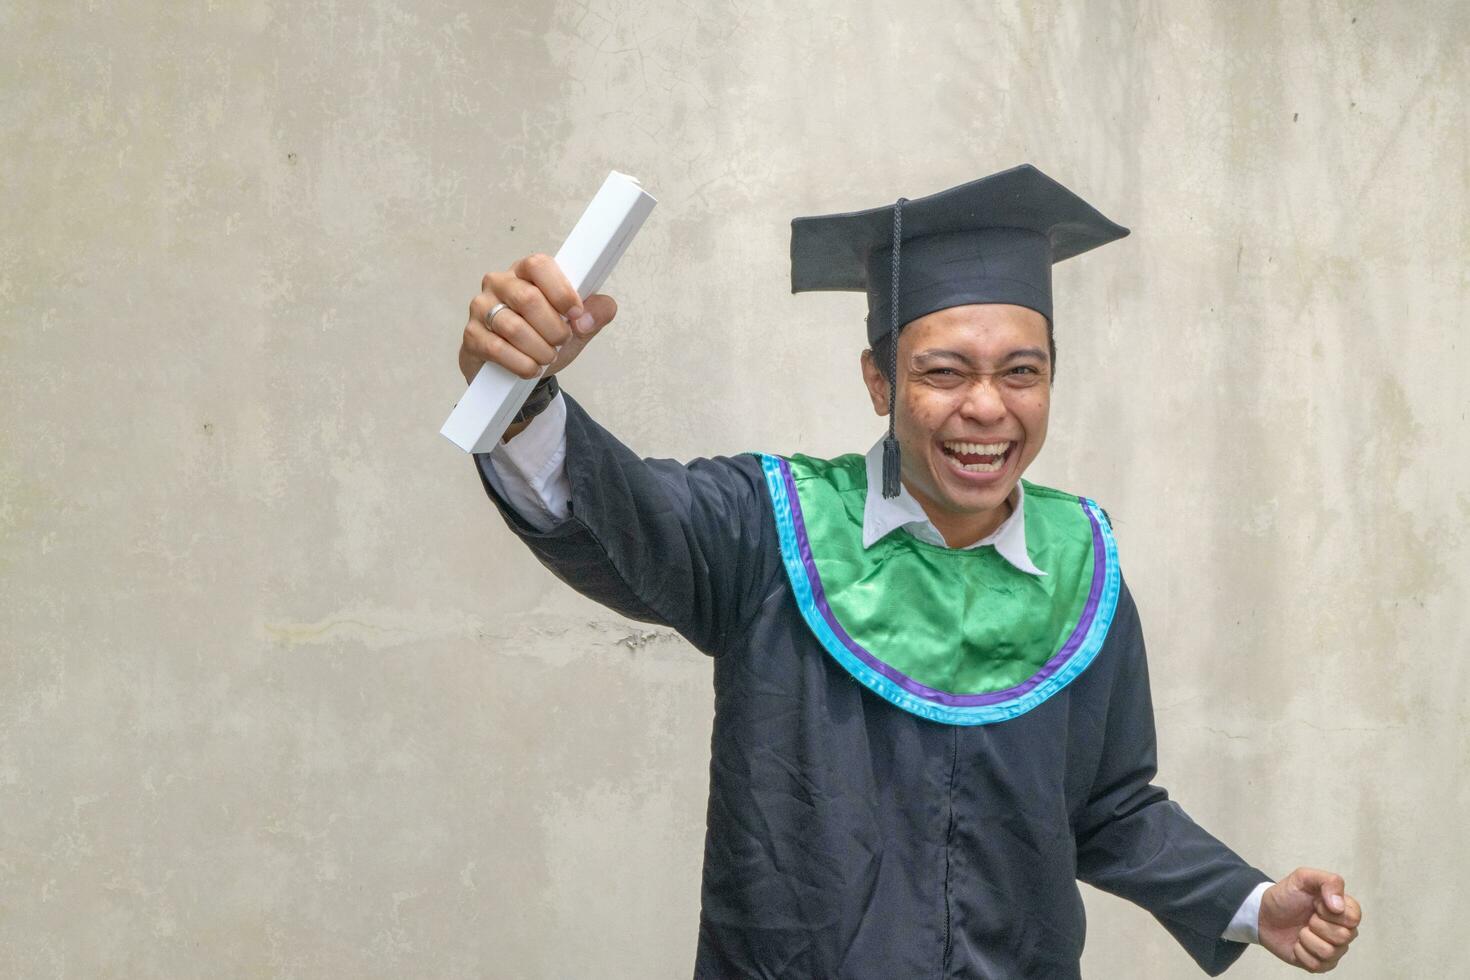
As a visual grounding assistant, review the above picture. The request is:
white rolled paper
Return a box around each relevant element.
[441,171,657,453]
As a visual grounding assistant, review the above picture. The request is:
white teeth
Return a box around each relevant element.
[952,456,1005,473]
[943,440,1011,456]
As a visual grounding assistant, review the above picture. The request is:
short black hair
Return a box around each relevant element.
[867,321,1057,383]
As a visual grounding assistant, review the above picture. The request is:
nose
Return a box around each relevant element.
[961,376,1009,426]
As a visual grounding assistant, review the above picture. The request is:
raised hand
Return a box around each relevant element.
[460,252,619,385]
[1258,867,1361,973]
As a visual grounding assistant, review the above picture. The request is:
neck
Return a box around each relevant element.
[909,485,1014,548]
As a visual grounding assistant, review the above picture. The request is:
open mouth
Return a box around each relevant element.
[940,439,1013,474]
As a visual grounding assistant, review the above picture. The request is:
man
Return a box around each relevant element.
[458,165,1362,976]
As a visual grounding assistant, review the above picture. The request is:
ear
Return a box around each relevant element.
[860,349,891,416]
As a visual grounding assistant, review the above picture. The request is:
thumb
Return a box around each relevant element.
[1292,867,1346,914]
[574,293,618,340]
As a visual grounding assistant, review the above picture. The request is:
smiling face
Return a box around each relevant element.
[861,303,1052,547]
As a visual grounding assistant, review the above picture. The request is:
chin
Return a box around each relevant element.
[950,483,1015,517]
[918,465,1016,521]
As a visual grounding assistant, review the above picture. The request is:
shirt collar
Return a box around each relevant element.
[861,440,1047,576]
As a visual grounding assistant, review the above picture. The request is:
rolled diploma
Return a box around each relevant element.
[441,171,657,453]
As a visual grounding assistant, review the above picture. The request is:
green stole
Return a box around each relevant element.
[758,452,1120,726]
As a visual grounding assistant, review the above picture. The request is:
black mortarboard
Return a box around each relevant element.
[788,164,1129,497]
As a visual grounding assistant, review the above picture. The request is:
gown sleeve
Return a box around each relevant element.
[472,390,778,656]
[1072,582,1273,976]
[481,390,573,529]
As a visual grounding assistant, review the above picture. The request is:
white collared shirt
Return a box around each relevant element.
[860,439,1046,576]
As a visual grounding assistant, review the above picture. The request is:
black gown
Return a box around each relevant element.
[475,393,1270,979]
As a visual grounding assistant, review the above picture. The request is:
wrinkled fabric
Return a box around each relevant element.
[474,393,1270,978]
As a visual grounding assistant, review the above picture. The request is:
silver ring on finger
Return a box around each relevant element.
[487,302,510,326]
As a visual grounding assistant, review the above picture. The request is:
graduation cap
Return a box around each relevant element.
[789,164,1129,497]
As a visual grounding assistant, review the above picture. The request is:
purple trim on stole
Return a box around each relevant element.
[778,457,1105,708]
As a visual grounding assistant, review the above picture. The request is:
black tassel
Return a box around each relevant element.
[881,197,907,499]
[882,432,901,498]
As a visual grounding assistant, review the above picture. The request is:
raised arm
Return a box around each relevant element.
[457,255,779,655]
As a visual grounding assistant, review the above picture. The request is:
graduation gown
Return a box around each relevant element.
[475,393,1270,979]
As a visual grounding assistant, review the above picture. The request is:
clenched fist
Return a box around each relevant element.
[459,252,619,385]
[1258,867,1362,973]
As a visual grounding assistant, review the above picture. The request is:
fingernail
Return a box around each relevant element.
[576,313,595,332]
[567,305,584,321]
[1329,895,1344,912]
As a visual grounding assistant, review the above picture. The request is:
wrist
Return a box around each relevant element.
[507,374,559,435]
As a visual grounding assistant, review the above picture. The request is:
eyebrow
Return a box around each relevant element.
[911,346,1049,368]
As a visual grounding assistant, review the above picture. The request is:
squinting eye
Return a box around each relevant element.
[1004,367,1043,386]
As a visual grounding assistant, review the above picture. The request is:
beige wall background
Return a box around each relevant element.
[3,0,1466,976]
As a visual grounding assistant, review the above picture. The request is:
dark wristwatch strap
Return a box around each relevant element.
[511,374,560,425]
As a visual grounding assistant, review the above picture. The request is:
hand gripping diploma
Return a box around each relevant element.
[459,252,617,438]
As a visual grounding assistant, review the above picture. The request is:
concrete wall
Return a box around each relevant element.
[3,1,1465,975]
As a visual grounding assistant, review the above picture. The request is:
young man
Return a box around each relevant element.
[458,166,1361,976]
